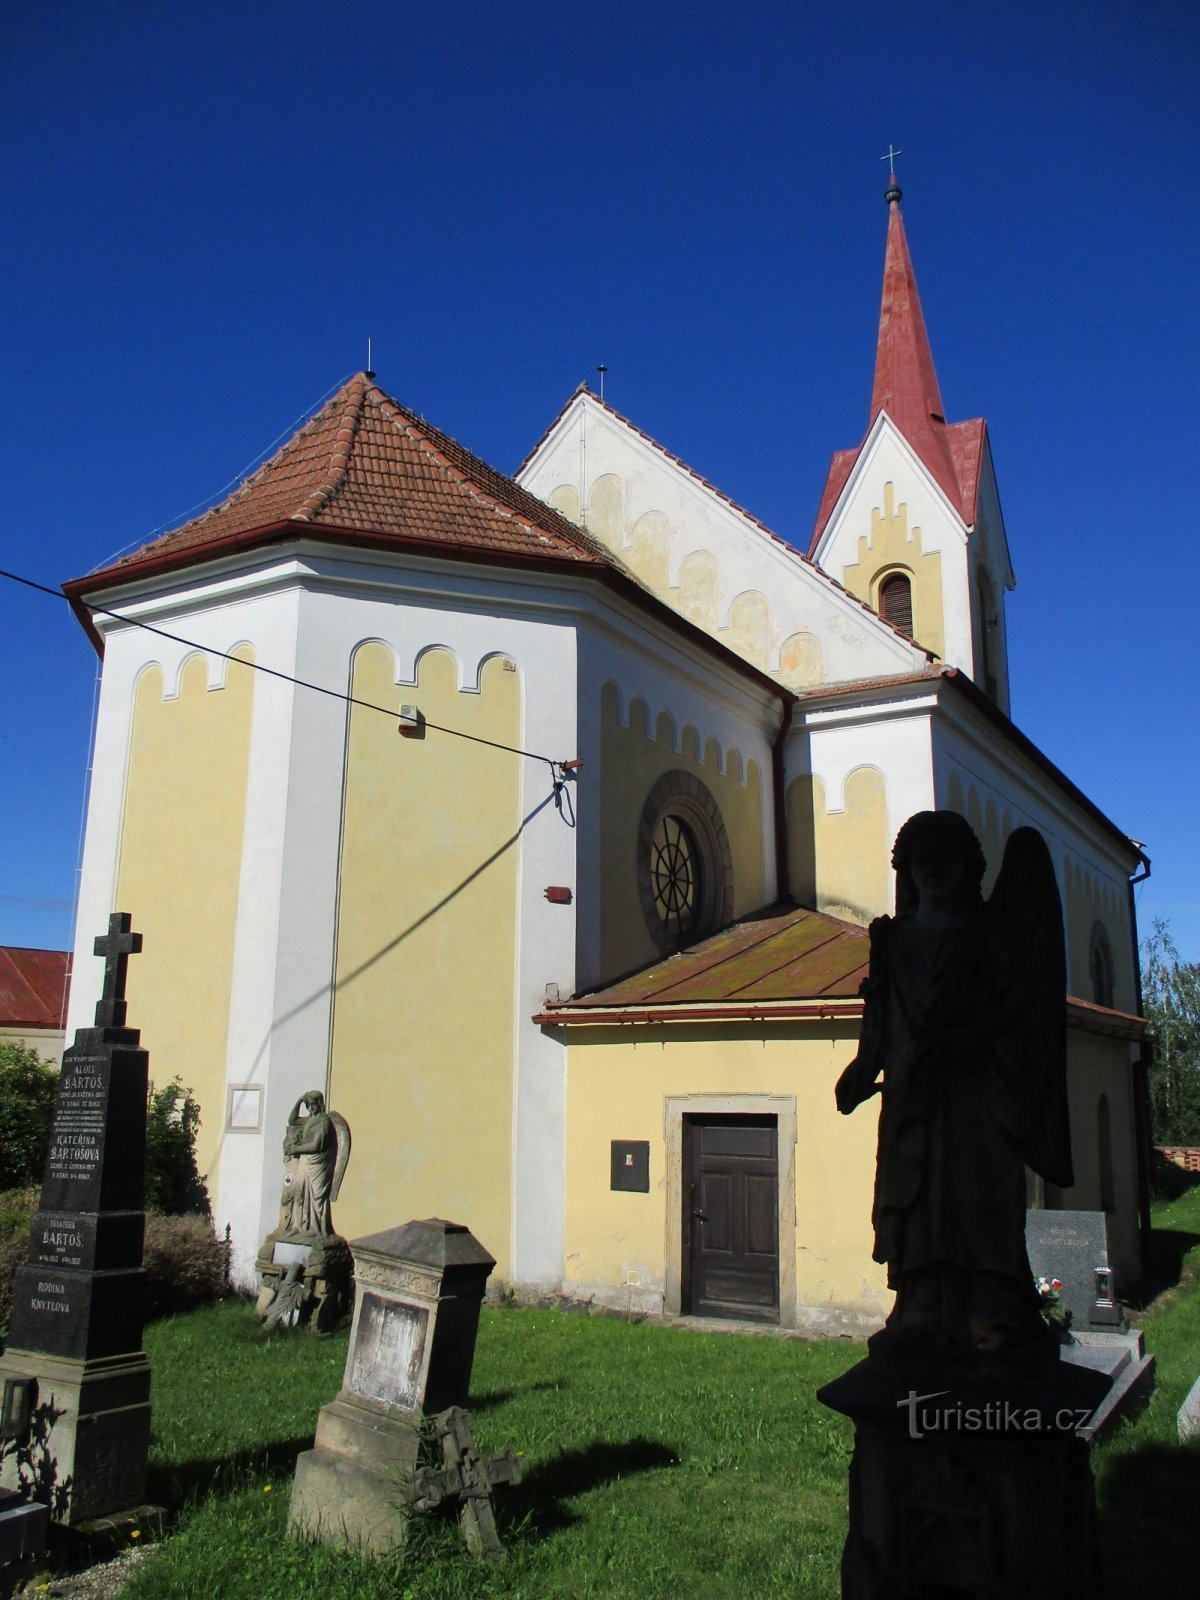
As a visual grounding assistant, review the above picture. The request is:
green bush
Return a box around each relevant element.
[143,1212,228,1318]
[0,1043,58,1190]
[0,1188,36,1340]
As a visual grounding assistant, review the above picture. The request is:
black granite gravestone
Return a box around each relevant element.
[1026,1208,1122,1331]
[0,914,153,1525]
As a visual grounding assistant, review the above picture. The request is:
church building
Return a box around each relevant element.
[62,181,1150,1332]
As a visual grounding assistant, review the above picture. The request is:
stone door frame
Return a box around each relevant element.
[663,1093,798,1329]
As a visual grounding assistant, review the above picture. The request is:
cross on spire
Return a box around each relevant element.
[880,144,904,178]
[93,911,142,1029]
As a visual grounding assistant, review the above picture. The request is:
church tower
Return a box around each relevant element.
[808,174,1015,712]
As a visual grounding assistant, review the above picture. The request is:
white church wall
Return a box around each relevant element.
[967,442,1014,714]
[518,393,925,691]
[574,584,782,992]
[931,694,1139,1014]
[68,572,304,1280]
[813,416,975,676]
[71,543,589,1290]
[784,682,938,922]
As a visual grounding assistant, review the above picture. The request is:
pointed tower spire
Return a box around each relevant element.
[871,175,943,425]
[809,180,988,552]
[868,178,966,512]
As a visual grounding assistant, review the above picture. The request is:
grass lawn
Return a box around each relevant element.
[105,1187,1200,1599]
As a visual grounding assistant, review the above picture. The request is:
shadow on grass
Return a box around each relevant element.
[469,1380,566,1413]
[1099,1439,1200,1590]
[497,1436,679,1540]
[1148,1150,1200,1202]
[1130,1229,1200,1308]
[148,1433,316,1508]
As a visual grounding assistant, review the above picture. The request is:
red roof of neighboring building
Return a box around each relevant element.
[809,189,986,552]
[0,947,71,1030]
[72,373,612,591]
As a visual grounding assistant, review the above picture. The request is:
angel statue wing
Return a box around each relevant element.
[329,1110,352,1203]
[988,826,1073,1188]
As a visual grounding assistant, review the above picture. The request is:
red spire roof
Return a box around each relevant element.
[71,373,611,590]
[810,186,985,552]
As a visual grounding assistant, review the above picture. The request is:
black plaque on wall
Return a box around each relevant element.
[610,1140,650,1193]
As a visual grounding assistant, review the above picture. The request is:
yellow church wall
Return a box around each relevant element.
[328,643,521,1275]
[599,684,764,982]
[561,1023,889,1327]
[116,649,256,1194]
[547,483,581,523]
[841,482,945,660]
[625,511,670,592]
[727,590,770,670]
[674,549,719,631]
[545,469,828,687]
[786,768,890,925]
[587,473,624,543]
[777,630,824,691]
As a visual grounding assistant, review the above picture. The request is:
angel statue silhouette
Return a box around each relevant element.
[835,811,1071,1373]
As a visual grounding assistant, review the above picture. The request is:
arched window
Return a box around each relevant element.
[1089,922,1115,1009]
[638,772,733,954]
[877,572,914,637]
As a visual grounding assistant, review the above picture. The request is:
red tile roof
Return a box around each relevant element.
[809,194,986,552]
[76,374,613,587]
[542,903,869,1019]
[0,947,71,1030]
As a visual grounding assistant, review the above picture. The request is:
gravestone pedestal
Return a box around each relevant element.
[0,915,152,1525]
[820,1356,1111,1599]
[290,1218,516,1557]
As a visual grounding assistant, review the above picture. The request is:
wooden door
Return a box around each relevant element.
[684,1114,779,1323]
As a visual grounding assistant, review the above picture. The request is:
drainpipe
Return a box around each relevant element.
[772,695,795,902]
[1126,847,1153,1271]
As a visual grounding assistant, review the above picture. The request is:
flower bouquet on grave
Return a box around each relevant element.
[1035,1273,1072,1337]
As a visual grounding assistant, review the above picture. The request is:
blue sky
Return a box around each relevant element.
[2,2,1198,962]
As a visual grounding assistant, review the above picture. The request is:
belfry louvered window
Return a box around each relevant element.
[878,572,913,637]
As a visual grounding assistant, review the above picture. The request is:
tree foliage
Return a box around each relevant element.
[1142,918,1200,1146]
[145,1078,211,1216]
[0,1043,58,1190]
[0,1046,209,1213]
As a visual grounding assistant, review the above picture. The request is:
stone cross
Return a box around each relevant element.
[93,913,143,1029]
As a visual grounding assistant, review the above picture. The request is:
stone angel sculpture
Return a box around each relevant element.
[835,810,1070,1372]
[278,1090,352,1239]
[255,1089,354,1333]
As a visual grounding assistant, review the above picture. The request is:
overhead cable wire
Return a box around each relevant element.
[92,373,357,569]
[0,566,577,778]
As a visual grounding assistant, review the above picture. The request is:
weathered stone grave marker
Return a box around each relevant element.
[289,1218,521,1560]
[0,913,152,1527]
